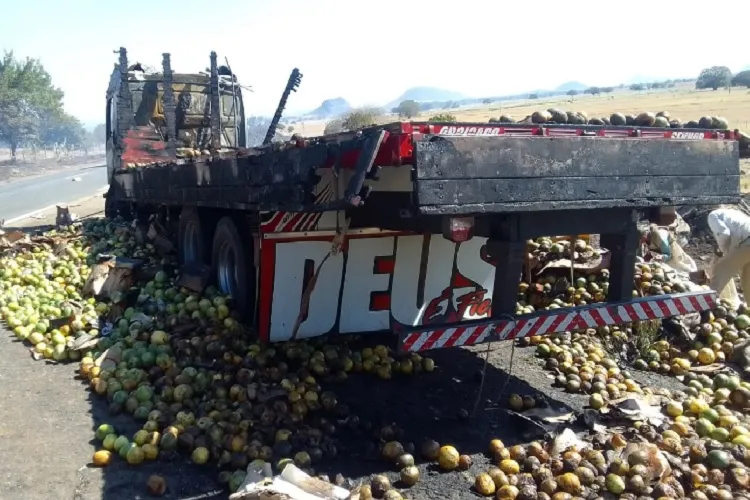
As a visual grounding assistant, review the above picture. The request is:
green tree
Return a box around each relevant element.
[732,70,750,88]
[696,66,732,90]
[0,51,64,160]
[341,106,382,131]
[429,113,457,123]
[39,111,86,149]
[391,100,420,119]
[566,89,578,96]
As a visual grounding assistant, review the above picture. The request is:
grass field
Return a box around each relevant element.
[295,84,750,137]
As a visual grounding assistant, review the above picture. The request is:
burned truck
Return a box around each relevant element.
[104,47,741,353]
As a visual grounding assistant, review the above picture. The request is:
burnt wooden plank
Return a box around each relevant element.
[418,196,739,215]
[416,175,739,206]
[415,136,739,179]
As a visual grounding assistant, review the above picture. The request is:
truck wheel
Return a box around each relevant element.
[211,216,255,321]
[178,207,207,266]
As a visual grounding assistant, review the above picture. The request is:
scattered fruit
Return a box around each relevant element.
[92,450,112,467]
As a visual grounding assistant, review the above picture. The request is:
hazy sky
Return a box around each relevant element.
[3,0,748,126]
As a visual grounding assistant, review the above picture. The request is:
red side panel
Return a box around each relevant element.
[120,127,175,166]
[317,122,737,171]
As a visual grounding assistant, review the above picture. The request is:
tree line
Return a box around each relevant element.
[0,51,104,162]
[695,66,750,90]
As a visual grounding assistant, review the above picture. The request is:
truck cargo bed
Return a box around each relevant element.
[109,121,741,215]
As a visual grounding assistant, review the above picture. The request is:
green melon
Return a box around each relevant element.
[653,116,670,128]
[625,115,636,125]
[610,113,627,126]
[656,111,670,119]
[601,117,611,125]
[567,112,585,124]
[669,120,683,128]
[712,116,729,130]
[498,114,515,123]
[686,120,700,128]
[635,112,656,126]
[698,116,714,128]
[588,117,605,125]
[531,111,552,124]
[547,108,568,123]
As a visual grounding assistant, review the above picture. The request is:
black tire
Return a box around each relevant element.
[211,216,256,321]
[178,207,208,267]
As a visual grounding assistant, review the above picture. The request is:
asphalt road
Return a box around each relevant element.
[0,164,108,223]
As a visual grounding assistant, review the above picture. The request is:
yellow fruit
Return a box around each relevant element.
[437,445,460,471]
[697,348,716,365]
[475,472,496,496]
[92,450,112,467]
[191,447,209,465]
[499,459,520,475]
[665,401,683,417]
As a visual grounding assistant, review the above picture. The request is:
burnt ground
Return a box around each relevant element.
[0,323,688,500]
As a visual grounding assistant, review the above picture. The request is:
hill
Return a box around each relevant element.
[306,98,352,119]
[554,81,588,92]
[385,87,466,109]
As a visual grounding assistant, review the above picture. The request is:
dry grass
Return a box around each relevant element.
[443,85,750,128]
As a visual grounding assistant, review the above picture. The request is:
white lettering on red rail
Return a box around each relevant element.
[435,126,502,137]
[262,234,496,341]
[671,131,705,140]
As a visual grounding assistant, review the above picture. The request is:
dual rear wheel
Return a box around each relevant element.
[177,208,255,321]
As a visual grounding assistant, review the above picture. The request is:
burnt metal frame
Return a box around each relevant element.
[485,208,639,322]
[111,129,389,213]
[209,52,221,150]
[263,68,303,146]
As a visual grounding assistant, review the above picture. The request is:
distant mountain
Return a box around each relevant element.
[386,87,466,109]
[742,65,750,72]
[306,98,352,119]
[554,81,588,92]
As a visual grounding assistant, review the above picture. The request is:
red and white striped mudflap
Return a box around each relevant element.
[397,290,717,353]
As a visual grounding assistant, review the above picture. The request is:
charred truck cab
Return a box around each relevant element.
[105,48,741,353]
[105,49,246,186]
